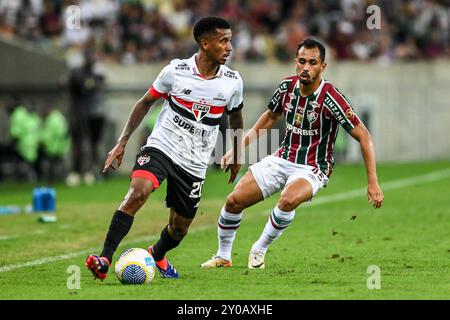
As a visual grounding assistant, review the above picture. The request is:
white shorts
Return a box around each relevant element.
[248,155,329,199]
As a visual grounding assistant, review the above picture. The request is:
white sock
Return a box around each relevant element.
[251,205,296,253]
[216,206,242,261]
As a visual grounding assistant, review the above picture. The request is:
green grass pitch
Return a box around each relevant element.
[0,161,449,300]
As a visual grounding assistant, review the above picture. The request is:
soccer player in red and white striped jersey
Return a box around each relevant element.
[201,38,384,270]
[86,17,244,280]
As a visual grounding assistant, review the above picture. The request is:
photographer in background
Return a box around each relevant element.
[67,49,106,186]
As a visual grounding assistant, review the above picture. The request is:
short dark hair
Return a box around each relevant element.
[193,16,231,43]
[297,38,326,62]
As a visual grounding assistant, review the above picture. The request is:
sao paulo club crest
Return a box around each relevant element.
[192,103,211,121]
[137,155,150,166]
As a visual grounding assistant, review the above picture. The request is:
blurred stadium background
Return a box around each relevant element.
[0,0,449,184]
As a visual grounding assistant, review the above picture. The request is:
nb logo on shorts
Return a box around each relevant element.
[137,155,150,166]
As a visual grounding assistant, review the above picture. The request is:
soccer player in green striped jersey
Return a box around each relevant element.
[201,38,384,269]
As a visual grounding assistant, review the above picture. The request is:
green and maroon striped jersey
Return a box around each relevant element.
[268,76,361,177]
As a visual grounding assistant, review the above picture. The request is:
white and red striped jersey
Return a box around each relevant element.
[145,54,243,178]
[269,76,361,177]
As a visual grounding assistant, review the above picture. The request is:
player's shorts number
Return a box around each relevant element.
[189,181,204,199]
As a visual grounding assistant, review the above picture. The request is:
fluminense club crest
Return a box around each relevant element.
[192,103,211,121]
[307,110,318,123]
[137,155,150,166]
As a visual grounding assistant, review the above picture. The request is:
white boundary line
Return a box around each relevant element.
[0,235,17,241]
[1,168,449,274]
[0,229,52,242]
[309,167,450,207]
[0,224,213,273]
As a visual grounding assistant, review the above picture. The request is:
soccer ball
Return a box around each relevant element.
[115,248,156,285]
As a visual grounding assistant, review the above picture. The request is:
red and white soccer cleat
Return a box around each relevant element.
[85,255,110,280]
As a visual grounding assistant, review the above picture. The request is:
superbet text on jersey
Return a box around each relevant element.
[145,54,243,179]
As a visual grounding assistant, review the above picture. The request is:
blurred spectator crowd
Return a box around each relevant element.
[0,0,449,65]
[0,49,107,185]
[0,102,70,182]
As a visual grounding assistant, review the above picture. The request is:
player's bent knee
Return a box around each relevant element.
[131,188,150,204]
[278,195,302,212]
[120,188,151,214]
[225,193,245,213]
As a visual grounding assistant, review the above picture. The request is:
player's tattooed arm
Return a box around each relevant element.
[103,91,158,172]
[117,91,158,144]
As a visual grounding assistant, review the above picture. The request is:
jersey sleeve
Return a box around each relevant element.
[226,72,244,114]
[267,79,290,114]
[324,87,361,133]
[148,63,175,99]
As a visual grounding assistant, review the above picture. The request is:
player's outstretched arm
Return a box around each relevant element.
[243,110,281,148]
[221,110,281,182]
[103,91,158,172]
[350,122,384,208]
